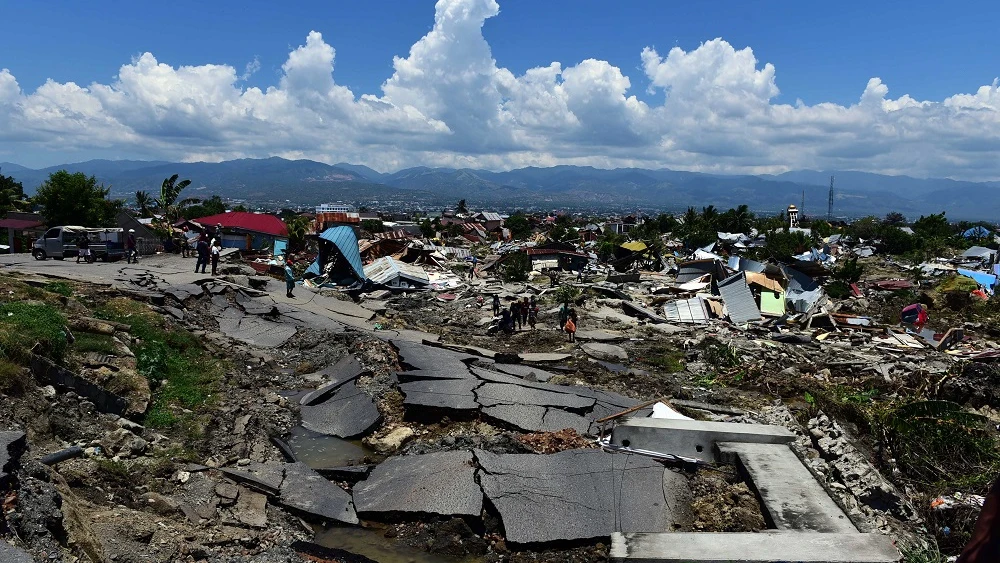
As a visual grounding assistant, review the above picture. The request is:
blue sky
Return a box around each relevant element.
[2,0,1000,178]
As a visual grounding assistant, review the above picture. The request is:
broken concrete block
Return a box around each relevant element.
[219,461,286,495]
[279,462,359,525]
[610,532,900,562]
[300,380,382,439]
[581,343,629,362]
[354,451,482,517]
[0,541,34,563]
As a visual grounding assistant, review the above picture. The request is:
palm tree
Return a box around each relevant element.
[155,174,192,225]
[285,215,312,252]
[135,191,153,218]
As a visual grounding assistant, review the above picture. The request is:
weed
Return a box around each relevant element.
[71,333,117,355]
[0,358,29,394]
[94,297,221,431]
[43,282,73,297]
[641,345,685,373]
[900,541,949,563]
[0,302,67,362]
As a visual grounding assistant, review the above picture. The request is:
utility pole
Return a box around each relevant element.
[827,176,835,220]
[801,189,805,217]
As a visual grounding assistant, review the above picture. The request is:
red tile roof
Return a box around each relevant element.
[194,212,288,237]
[0,219,45,229]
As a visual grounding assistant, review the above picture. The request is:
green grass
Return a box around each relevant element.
[95,298,221,430]
[642,346,685,373]
[900,542,949,563]
[72,333,117,355]
[0,302,67,362]
[43,282,73,297]
[0,358,29,394]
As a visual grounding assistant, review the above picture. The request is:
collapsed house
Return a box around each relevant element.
[305,226,367,286]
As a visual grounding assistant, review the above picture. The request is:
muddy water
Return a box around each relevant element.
[286,425,372,469]
[313,526,485,563]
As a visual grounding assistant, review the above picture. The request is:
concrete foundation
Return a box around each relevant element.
[609,418,794,462]
[610,531,900,562]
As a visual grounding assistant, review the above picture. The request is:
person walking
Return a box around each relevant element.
[469,256,478,280]
[558,302,570,332]
[492,294,501,316]
[195,235,209,273]
[520,297,530,328]
[284,259,296,298]
[181,227,191,257]
[210,238,221,275]
[510,300,522,331]
[565,308,578,342]
[126,229,137,264]
[528,301,538,330]
[76,235,91,264]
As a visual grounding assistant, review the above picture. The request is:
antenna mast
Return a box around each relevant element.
[827,176,835,220]
[801,189,805,217]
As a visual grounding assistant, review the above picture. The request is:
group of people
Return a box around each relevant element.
[192,234,223,275]
[489,294,577,340]
[74,229,139,264]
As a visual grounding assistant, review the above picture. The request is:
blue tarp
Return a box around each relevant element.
[306,226,366,282]
[273,239,287,258]
[963,226,992,239]
[957,268,997,294]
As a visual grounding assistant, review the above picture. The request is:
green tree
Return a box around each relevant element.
[764,229,810,260]
[595,231,626,261]
[134,191,153,218]
[419,219,436,238]
[456,199,468,214]
[285,215,312,252]
[504,211,532,239]
[155,174,193,224]
[884,211,906,226]
[878,225,915,255]
[361,219,385,234]
[34,170,122,227]
[717,205,755,234]
[654,213,678,234]
[501,251,531,282]
[912,212,953,240]
[0,170,27,217]
[848,216,881,240]
[180,195,226,219]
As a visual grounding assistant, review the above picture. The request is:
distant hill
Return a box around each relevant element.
[4,157,998,220]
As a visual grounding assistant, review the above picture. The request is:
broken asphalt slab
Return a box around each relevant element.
[353,450,483,517]
[217,306,298,348]
[490,362,557,382]
[279,461,359,525]
[399,378,480,412]
[300,380,382,439]
[0,541,34,563]
[476,448,683,544]
[475,382,596,411]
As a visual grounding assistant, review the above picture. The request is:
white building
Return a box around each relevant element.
[316,203,353,214]
[787,204,800,229]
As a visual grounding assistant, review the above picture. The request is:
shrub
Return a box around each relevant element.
[0,302,67,362]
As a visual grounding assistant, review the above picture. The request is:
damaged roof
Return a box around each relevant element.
[364,256,430,286]
[718,272,762,324]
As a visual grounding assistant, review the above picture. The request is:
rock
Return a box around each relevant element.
[0,541,33,563]
[215,483,239,501]
[40,385,57,398]
[581,343,629,362]
[143,492,180,515]
[234,487,268,528]
[0,431,27,485]
[100,428,148,457]
[368,427,416,453]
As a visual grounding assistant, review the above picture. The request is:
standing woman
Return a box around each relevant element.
[210,238,222,275]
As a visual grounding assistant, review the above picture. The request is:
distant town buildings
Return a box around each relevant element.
[316,203,353,214]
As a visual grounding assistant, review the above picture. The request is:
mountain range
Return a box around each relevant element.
[2,157,998,220]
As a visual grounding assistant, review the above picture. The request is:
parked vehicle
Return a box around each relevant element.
[32,226,126,261]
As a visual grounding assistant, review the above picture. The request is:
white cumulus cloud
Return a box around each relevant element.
[1,0,1000,180]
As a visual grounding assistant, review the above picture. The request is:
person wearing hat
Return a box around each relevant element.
[126,229,137,264]
[210,237,222,275]
[284,259,296,299]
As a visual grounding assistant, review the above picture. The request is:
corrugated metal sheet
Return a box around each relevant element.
[364,257,429,286]
[718,272,762,324]
[307,226,366,280]
[663,297,709,324]
[677,259,725,283]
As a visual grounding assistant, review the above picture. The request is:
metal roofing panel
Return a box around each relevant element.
[962,246,995,258]
[663,297,709,324]
[718,272,762,324]
[311,226,366,281]
[677,259,724,283]
[364,257,429,286]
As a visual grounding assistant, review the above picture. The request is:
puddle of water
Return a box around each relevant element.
[313,526,484,563]
[286,426,372,469]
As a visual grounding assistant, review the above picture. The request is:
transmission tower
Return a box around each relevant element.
[827,176,835,220]
[800,189,805,217]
